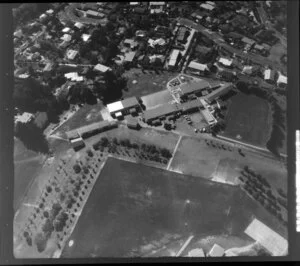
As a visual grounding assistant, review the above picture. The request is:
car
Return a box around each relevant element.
[194,128,198,133]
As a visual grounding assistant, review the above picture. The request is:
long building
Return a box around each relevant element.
[180,98,204,113]
[168,49,181,68]
[143,103,181,124]
[66,120,117,140]
[204,83,232,103]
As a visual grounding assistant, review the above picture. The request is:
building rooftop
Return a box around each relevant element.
[208,244,225,257]
[124,51,137,62]
[61,34,72,42]
[143,103,179,122]
[94,63,111,73]
[149,1,165,5]
[74,22,85,29]
[180,80,210,96]
[187,248,205,257]
[205,83,232,103]
[46,9,54,15]
[64,72,84,82]
[107,101,124,113]
[264,69,275,80]
[241,37,256,46]
[121,97,139,109]
[242,65,253,75]
[201,109,217,125]
[168,49,180,66]
[200,3,215,10]
[15,112,34,124]
[188,61,209,71]
[66,49,78,60]
[81,34,91,42]
[244,218,288,256]
[62,27,71,33]
[180,98,203,112]
[277,73,287,84]
[218,57,233,66]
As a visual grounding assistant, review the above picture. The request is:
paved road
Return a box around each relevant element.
[178,18,285,71]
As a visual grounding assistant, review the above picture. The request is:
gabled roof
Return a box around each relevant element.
[188,61,209,71]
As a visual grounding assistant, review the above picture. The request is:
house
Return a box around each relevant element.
[107,97,141,118]
[46,9,54,15]
[14,29,23,39]
[180,80,210,99]
[149,2,166,13]
[66,49,78,60]
[81,34,91,42]
[187,248,205,257]
[277,72,287,86]
[242,65,253,75]
[43,62,53,72]
[208,244,225,257]
[136,30,147,38]
[200,3,215,11]
[187,61,209,74]
[129,2,139,6]
[60,34,72,42]
[93,63,111,73]
[39,13,47,22]
[143,103,181,124]
[264,69,276,83]
[64,72,84,82]
[253,44,265,52]
[124,51,137,63]
[62,27,71,33]
[126,117,140,130]
[241,36,256,48]
[74,22,85,30]
[148,38,166,48]
[14,112,34,124]
[124,39,139,50]
[168,49,181,69]
[218,57,233,67]
[219,70,236,82]
[177,27,188,43]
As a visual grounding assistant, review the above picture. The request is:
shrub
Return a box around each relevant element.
[43,211,49,218]
[87,149,94,157]
[26,236,32,246]
[42,218,54,235]
[46,186,52,193]
[39,203,44,209]
[50,203,62,218]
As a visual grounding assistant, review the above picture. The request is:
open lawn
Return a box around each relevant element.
[55,102,104,134]
[123,68,179,98]
[221,92,272,147]
[61,157,286,258]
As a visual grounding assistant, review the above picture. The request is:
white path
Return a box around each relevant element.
[167,135,182,170]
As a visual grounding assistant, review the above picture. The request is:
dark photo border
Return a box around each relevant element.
[0,1,299,264]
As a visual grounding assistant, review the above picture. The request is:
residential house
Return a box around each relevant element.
[208,244,225,257]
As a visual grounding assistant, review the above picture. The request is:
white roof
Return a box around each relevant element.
[242,66,253,74]
[107,101,124,113]
[18,73,30,79]
[148,38,166,47]
[64,72,84,81]
[15,112,34,123]
[277,73,287,84]
[244,218,288,256]
[115,111,123,117]
[129,2,139,5]
[187,248,205,257]
[206,1,216,6]
[208,244,225,257]
[200,3,215,10]
[62,27,71,33]
[66,50,78,60]
[46,9,54,14]
[81,34,91,42]
[94,64,111,73]
[264,69,272,80]
[74,22,84,29]
[61,34,72,42]
[188,61,208,71]
[150,1,165,5]
[218,57,233,66]
[168,49,180,66]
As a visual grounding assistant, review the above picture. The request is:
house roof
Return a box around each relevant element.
[107,101,124,113]
[15,112,34,124]
[200,3,215,10]
[208,244,225,257]
[64,72,84,81]
[94,63,111,72]
[61,34,72,42]
[205,83,232,103]
[81,34,91,42]
[201,109,217,125]
[74,22,84,29]
[180,98,203,112]
[124,51,137,62]
[46,9,54,15]
[62,27,71,33]
[218,57,233,66]
[241,37,256,45]
[277,73,287,84]
[242,65,253,75]
[126,117,139,127]
[188,61,209,71]
[149,1,165,5]
[66,49,78,60]
[264,69,275,80]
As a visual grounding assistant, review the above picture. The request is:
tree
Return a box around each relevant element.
[34,232,48,253]
[73,164,81,174]
[42,218,54,235]
[50,203,62,219]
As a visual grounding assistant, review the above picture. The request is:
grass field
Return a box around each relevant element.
[123,68,178,98]
[221,92,272,147]
[61,157,286,258]
[55,102,104,134]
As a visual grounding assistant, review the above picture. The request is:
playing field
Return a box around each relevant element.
[61,157,286,258]
[221,92,272,147]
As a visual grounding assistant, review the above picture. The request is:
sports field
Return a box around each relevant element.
[221,92,272,147]
[61,157,286,258]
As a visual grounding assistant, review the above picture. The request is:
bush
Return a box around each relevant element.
[87,149,94,157]
[46,186,52,193]
[42,218,54,235]
[26,236,32,246]
[50,203,62,218]
[43,211,49,218]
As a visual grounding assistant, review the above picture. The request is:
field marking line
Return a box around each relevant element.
[167,135,182,170]
[176,235,194,257]
[48,134,69,142]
